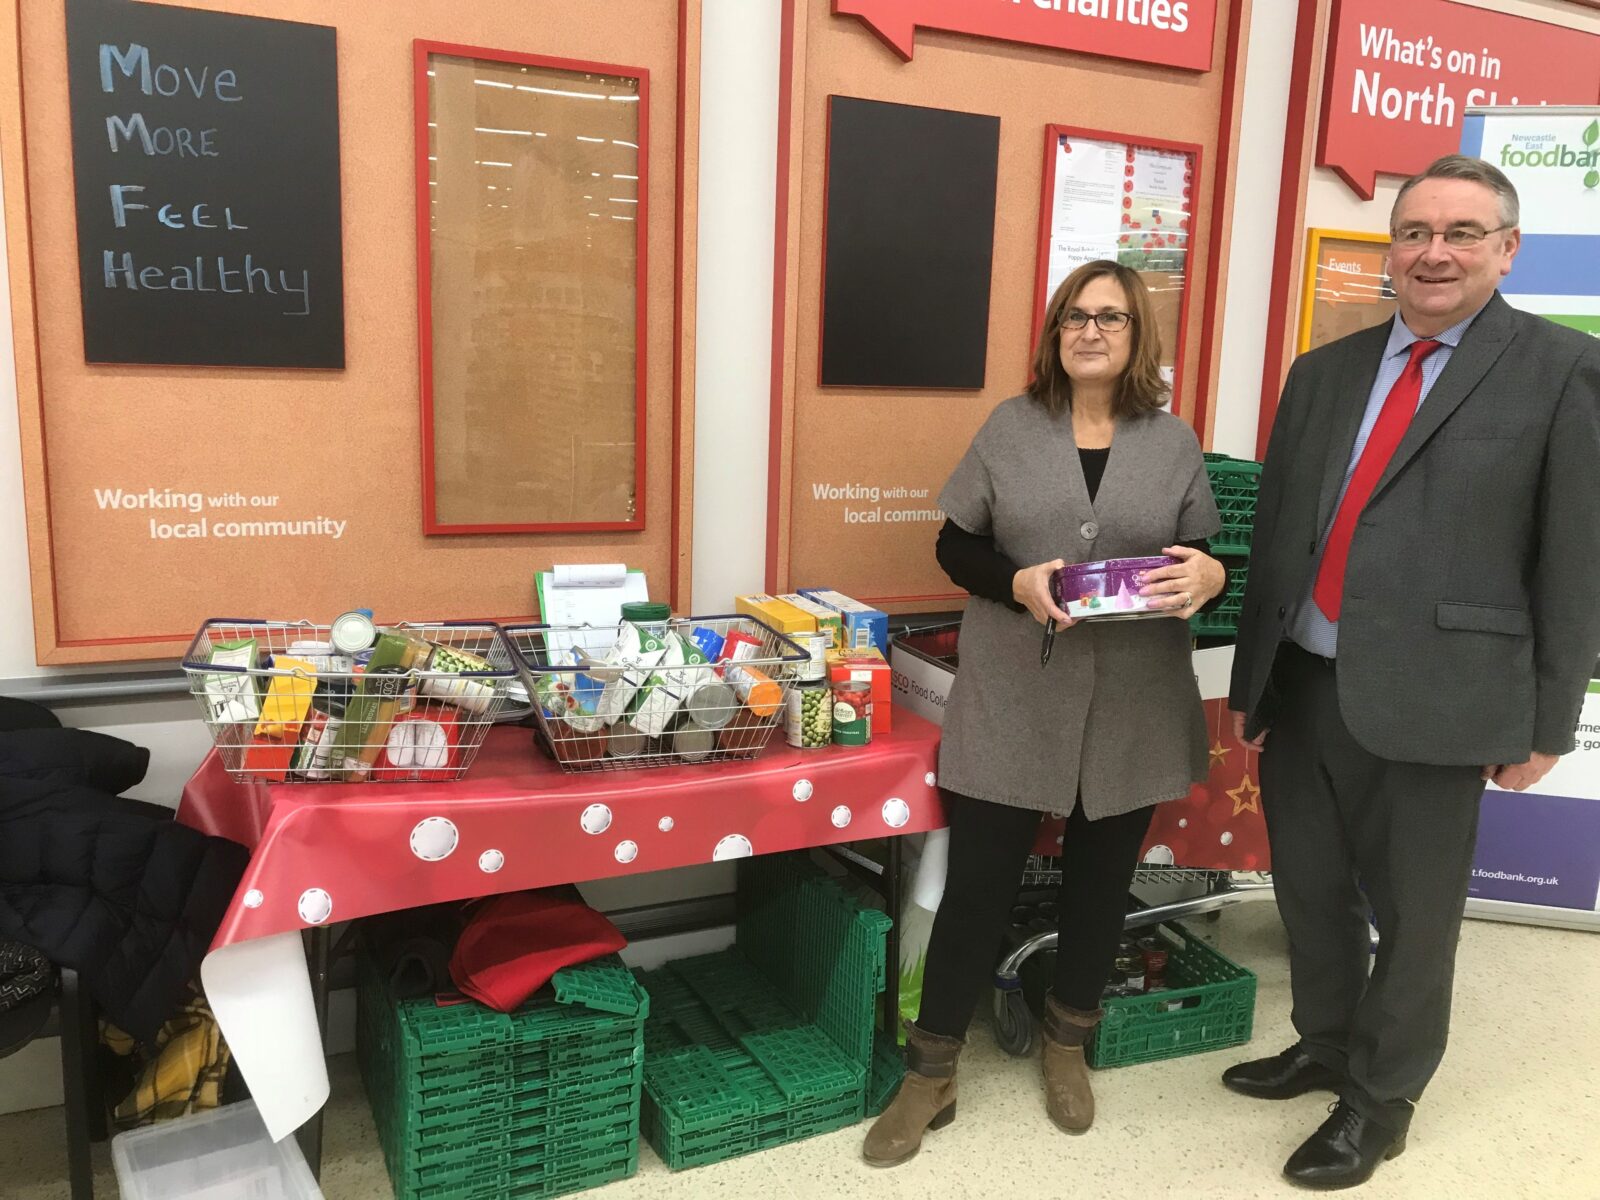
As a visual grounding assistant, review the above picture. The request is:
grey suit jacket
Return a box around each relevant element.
[1230,293,1600,765]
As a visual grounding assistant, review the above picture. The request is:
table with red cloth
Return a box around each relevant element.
[176,711,946,1141]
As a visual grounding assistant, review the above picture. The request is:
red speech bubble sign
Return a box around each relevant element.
[832,0,1216,72]
[1318,0,1600,201]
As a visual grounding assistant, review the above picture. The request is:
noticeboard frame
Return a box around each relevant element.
[1297,228,1395,355]
[1032,123,1203,418]
[415,39,651,535]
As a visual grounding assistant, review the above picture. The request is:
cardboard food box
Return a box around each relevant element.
[827,646,891,735]
[735,594,816,637]
[777,593,843,649]
[799,589,888,655]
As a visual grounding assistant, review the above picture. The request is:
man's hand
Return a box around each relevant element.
[1231,708,1268,751]
[1483,751,1559,792]
[1013,559,1074,628]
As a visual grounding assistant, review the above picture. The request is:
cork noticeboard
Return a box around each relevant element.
[769,0,1242,611]
[1297,228,1396,354]
[2,0,701,664]
[419,46,648,533]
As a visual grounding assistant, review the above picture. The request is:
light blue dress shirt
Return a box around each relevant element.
[1289,304,1488,658]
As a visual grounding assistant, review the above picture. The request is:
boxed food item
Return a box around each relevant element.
[735,594,815,637]
[254,656,317,741]
[800,589,888,655]
[826,645,891,735]
[1049,556,1180,622]
[777,593,843,649]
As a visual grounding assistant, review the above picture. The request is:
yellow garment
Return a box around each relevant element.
[102,983,232,1129]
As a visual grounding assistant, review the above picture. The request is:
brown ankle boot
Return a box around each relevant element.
[862,1022,962,1168]
[1041,995,1101,1133]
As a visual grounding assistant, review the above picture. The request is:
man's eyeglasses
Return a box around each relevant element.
[1391,224,1512,249]
[1063,309,1133,332]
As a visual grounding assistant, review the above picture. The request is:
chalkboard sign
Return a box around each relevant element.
[820,96,999,390]
[64,0,344,367]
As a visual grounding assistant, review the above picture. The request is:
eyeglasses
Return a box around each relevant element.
[1063,309,1133,333]
[1391,224,1512,249]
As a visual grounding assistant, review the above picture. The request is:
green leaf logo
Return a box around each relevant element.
[1586,119,1600,147]
[1586,170,1600,190]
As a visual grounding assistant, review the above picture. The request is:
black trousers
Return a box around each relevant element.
[1260,644,1485,1132]
[916,789,1154,1038]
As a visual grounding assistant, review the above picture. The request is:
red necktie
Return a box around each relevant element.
[1312,339,1441,622]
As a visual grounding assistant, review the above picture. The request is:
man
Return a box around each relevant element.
[1226,154,1600,1189]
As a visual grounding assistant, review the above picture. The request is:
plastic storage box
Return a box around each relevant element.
[357,952,648,1200]
[111,1100,322,1200]
[1088,921,1257,1068]
[635,853,890,1169]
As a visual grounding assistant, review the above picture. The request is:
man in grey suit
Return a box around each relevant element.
[1226,154,1600,1189]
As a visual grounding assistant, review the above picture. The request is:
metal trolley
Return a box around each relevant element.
[991,855,1275,1056]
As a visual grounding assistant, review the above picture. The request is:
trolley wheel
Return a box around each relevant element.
[991,988,1035,1057]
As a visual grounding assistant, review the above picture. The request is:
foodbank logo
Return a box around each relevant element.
[1497,120,1600,190]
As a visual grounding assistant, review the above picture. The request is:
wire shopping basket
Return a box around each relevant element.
[504,615,811,773]
[180,619,520,783]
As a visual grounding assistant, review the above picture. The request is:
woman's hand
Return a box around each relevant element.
[1138,546,1226,619]
[1013,559,1075,628]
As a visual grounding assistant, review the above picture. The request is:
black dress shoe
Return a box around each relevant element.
[1284,1101,1406,1190]
[1222,1043,1343,1099]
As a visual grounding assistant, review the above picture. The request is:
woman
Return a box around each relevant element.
[864,261,1227,1167]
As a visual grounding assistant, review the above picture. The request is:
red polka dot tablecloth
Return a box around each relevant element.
[176,713,944,1140]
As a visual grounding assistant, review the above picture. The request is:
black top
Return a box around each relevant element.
[937,447,1226,613]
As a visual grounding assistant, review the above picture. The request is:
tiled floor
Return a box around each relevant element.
[4,902,1596,1199]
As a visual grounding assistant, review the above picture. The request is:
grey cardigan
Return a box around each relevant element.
[937,395,1221,818]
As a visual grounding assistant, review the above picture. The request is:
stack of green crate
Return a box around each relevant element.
[1193,454,1262,638]
[635,853,890,1169]
[357,950,648,1200]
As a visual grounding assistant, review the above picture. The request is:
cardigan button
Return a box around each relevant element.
[1079,521,1098,540]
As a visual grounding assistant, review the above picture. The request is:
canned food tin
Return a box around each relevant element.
[607,720,647,759]
[330,610,377,655]
[785,681,832,748]
[792,631,828,682]
[830,679,872,746]
[671,718,716,762]
[685,679,738,730]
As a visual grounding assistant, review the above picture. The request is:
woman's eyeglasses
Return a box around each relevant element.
[1063,309,1132,333]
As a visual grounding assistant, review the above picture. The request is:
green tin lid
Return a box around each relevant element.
[621,601,672,622]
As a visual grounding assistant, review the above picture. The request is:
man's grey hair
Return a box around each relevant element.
[1392,154,1520,231]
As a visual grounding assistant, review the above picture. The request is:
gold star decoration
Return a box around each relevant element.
[1209,740,1231,768]
[1227,773,1261,816]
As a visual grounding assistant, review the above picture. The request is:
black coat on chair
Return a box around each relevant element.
[0,698,248,1044]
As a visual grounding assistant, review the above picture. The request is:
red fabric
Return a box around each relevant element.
[448,887,626,1012]
[1313,339,1441,621]
[176,715,944,951]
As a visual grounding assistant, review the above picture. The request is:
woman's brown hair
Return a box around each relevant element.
[1026,260,1167,419]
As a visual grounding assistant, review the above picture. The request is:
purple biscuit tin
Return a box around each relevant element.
[1049,555,1179,621]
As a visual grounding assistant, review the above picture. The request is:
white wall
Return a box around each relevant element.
[690,0,781,612]
[1208,0,1302,457]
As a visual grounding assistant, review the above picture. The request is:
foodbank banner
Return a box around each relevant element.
[1462,106,1600,338]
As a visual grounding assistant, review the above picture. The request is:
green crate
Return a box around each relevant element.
[1087,922,1256,1069]
[636,853,888,1170]
[865,1031,906,1117]
[1189,555,1248,638]
[357,950,648,1200]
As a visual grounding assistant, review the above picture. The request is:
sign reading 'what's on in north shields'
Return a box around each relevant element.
[65,0,344,367]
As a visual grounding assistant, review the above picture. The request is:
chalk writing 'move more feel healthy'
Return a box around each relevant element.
[95,41,314,318]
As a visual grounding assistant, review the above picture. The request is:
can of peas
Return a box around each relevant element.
[785,680,832,749]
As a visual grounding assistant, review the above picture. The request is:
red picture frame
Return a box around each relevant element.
[414,40,651,535]
[1031,124,1203,419]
